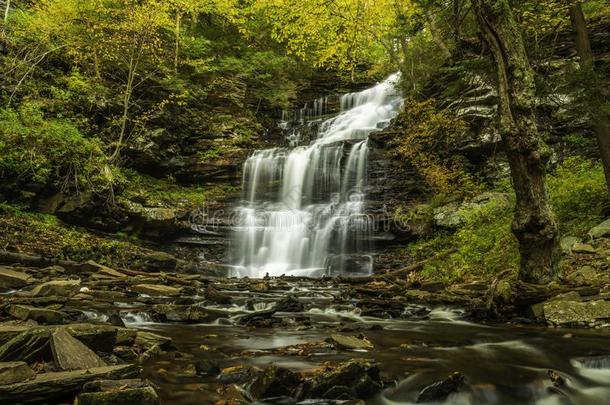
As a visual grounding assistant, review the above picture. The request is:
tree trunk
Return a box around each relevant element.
[569,2,610,193]
[174,12,181,75]
[425,9,452,60]
[472,0,561,284]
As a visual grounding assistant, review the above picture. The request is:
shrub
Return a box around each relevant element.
[548,157,608,236]
[0,102,118,195]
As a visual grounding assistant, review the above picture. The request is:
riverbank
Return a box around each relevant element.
[1,246,610,404]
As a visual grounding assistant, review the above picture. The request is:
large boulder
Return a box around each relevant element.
[543,299,610,327]
[50,328,107,371]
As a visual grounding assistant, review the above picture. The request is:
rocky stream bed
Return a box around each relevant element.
[1,252,610,404]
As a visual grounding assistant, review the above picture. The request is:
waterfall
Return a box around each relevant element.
[231,73,402,278]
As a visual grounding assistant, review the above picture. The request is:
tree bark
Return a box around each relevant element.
[472,0,561,284]
[569,2,610,193]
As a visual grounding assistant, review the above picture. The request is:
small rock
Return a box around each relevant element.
[248,366,301,398]
[0,361,35,385]
[218,365,259,385]
[195,359,220,376]
[131,284,181,297]
[275,296,305,312]
[330,334,374,351]
[300,360,382,399]
[571,243,596,254]
[205,286,232,305]
[416,372,464,403]
[8,305,65,324]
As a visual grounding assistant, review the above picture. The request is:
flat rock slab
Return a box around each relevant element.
[76,386,160,405]
[544,300,610,326]
[8,305,65,324]
[0,364,139,404]
[131,284,182,297]
[0,329,53,363]
[0,267,33,289]
[51,328,107,371]
[28,279,81,297]
[589,218,610,239]
[0,361,35,385]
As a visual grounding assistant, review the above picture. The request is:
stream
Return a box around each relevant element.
[98,278,610,405]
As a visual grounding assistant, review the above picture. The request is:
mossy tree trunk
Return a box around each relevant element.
[569,2,610,194]
[472,0,561,284]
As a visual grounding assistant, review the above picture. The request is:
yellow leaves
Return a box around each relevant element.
[392,99,469,193]
[244,0,416,71]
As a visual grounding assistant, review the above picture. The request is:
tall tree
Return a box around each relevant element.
[569,1,610,193]
[472,0,561,284]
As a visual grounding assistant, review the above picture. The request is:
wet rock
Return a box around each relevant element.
[543,300,610,327]
[151,304,209,323]
[0,267,33,289]
[76,385,160,405]
[0,361,35,385]
[571,243,596,254]
[248,366,301,398]
[131,284,182,297]
[299,360,382,400]
[548,370,566,388]
[329,334,373,351]
[218,365,260,385]
[416,372,464,403]
[275,296,305,312]
[50,328,107,371]
[108,314,126,327]
[28,279,81,297]
[238,308,277,327]
[135,331,173,351]
[205,286,232,305]
[0,364,138,403]
[8,305,65,324]
[588,218,610,239]
[195,359,220,376]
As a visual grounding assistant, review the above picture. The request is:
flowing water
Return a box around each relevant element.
[231,74,403,278]
[87,278,610,405]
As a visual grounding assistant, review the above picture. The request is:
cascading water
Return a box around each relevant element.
[231,74,402,278]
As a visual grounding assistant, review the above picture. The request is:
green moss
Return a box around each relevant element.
[0,203,160,268]
[122,169,234,209]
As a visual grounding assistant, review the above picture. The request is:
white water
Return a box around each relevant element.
[231,74,402,278]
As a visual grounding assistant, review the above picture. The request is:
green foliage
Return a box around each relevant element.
[406,199,518,283]
[391,99,477,194]
[0,203,127,265]
[0,103,118,194]
[404,157,609,282]
[548,157,609,236]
